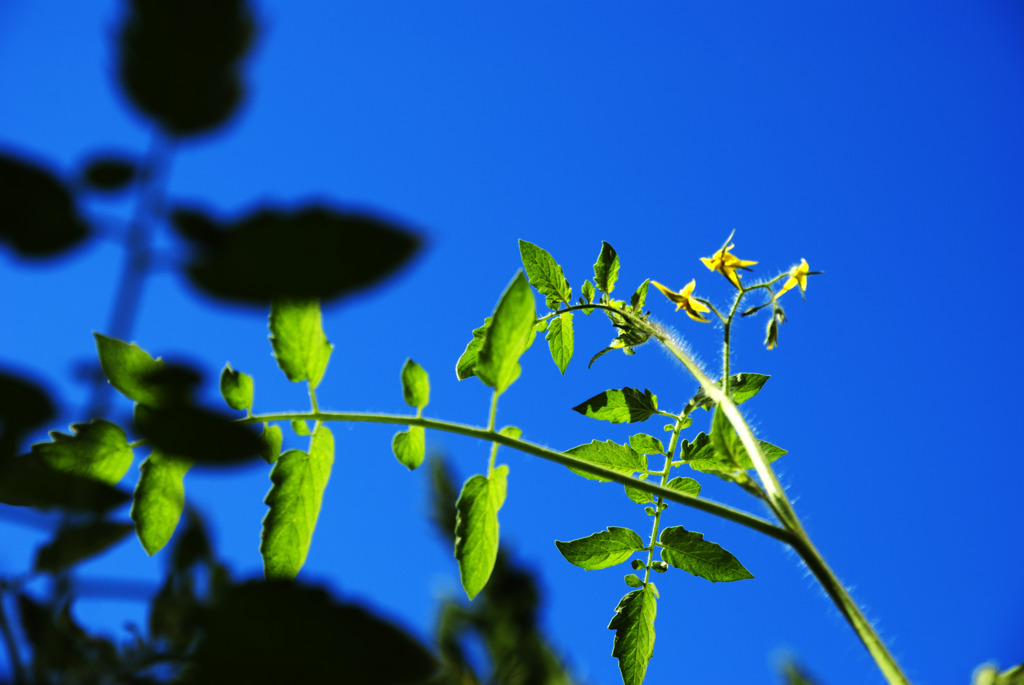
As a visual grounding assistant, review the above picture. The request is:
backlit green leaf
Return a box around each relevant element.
[628,433,665,455]
[261,425,335,580]
[131,450,193,555]
[291,419,312,436]
[572,388,658,424]
[454,465,508,600]
[475,272,536,394]
[34,520,134,573]
[31,420,133,485]
[268,299,333,388]
[685,373,770,413]
[608,585,657,685]
[518,239,571,305]
[546,312,574,374]
[258,424,283,464]
[659,526,754,582]
[693,409,787,473]
[625,477,655,504]
[630,279,650,312]
[581,279,596,314]
[455,317,491,381]
[400,358,430,409]
[594,241,620,294]
[666,476,701,497]
[565,440,646,482]
[555,526,645,570]
[624,574,644,587]
[219,363,253,412]
[94,333,169,407]
[392,426,425,471]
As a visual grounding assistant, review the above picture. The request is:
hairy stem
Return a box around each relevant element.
[643,412,688,584]
[245,411,789,544]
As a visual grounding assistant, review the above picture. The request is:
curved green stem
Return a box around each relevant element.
[615,309,910,685]
[486,390,500,474]
[244,410,789,544]
[643,412,689,585]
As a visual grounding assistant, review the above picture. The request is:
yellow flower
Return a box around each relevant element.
[777,259,814,298]
[700,243,757,289]
[651,279,711,322]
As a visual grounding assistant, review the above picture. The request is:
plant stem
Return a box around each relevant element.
[486,390,500,475]
[244,410,790,544]
[643,413,688,585]
[620,310,911,685]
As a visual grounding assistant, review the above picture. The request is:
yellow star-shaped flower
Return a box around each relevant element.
[700,243,757,289]
[777,259,816,298]
[651,279,711,322]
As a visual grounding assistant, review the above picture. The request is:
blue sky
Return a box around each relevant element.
[2,2,1023,684]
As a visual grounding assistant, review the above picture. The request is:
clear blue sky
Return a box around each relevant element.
[2,2,1023,683]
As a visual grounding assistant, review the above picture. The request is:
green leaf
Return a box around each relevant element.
[455,317,491,381]
[580,279,596,314]
[565,440,647,482]
[400,358,430,409]
[94,333,170,407]
[518,239,571,305]
[607,586,657,685]
[0,457,129,513]
[291,419,312,436]
[624,476,655,505]
[624,574,644,587]
[685,373,770,413]
[693,410,787,472]
[594,241,620,294]
[131,450,193,555]
[499,425,522,440]
[572,388,658,424]
[454,465,508,600]
[34,520,134,573]
[555,527,646,570]
[666,476,701,497]
[628,433,665,455]
[475,272,537,394]
[31,420,134,485]
[261,425,335,580]
[219,363,253,412]
[546,312,574,374]
[659,526,754,582]
[268,299,333,389]
[392,426,425,471]
[258,424,283,464]
[630,279,650,312]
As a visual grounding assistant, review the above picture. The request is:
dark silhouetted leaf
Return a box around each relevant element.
[81,154,138,191]
[135,404,263,465]
[30,419,134,485]
[0,152,88,257]
[118,0,255,135]
[190,580,437,685]
[0,369,55,458]
[175,206,421,303]
[34,520,134,573]
[0,456,130,513]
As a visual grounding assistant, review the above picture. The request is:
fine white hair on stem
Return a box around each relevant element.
[650,317,711,381]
